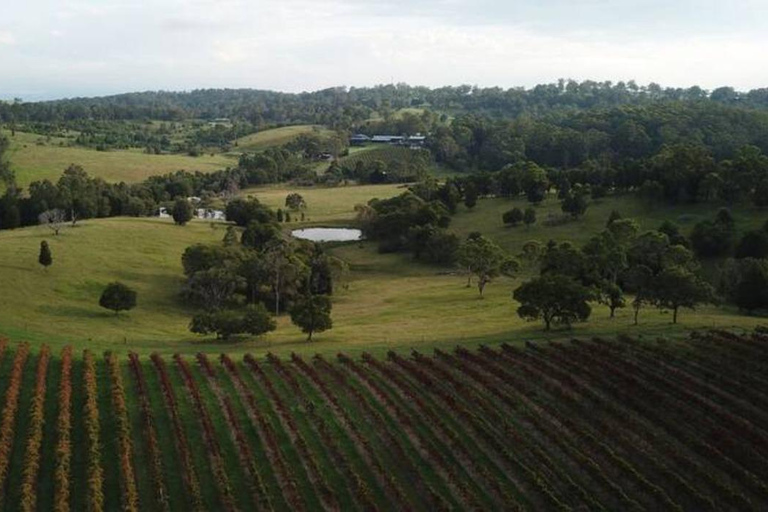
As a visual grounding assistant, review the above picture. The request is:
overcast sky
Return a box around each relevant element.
[1,0,767,100]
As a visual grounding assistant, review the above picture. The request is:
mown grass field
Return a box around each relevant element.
[0,186,765,356]
[0,332,767,510]
[241,183,404,224]
[231,125,334,153]
[2,131,235,188]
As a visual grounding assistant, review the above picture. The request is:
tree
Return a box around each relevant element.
[523,208,536,228]
[648,266,715,323]
[600,282,625,318]
[241,221,280,249]
[172,198,193,226]
[182,268,244,310]
[690,218,734,257]
[719,258,768,312]
[99,282,137,316]
[464,184,478,209]
[222,226,239,246]
[38,209,67,236]
[735,230,768,259]
[38,241,52,270]
[190,304,276,340]
[285,193,307,211]
[502,207,523,227]
[457,236,520,297]
[513,274,592,330]
[290,294,333,341]
[561,191,588,219]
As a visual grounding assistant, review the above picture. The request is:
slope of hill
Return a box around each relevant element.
[0,191,761,355]
[3,130,234,187]
[0,332,763,510]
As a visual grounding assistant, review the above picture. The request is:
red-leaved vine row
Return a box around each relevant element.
[290,352,412,510]
[19,345,50,512]
[390,349,566,511]
[83,350,104,512]
[497,343,716,512]
[359,351,517,509]
[54,346,73,512]
[262,353,378,512]
[225,353,305,511]
[197,353,273,512]
[127,353,170,512]
[173,354,238,512]
[106,352,140,512]
[338,352,488,510]
[150,353,204,511]
[538,340,750,510]
[559,340,768,502]
[0,343,29,508]
[240,353,338,511]
[314,354,449,511]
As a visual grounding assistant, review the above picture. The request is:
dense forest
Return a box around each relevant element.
[3,80,768,125]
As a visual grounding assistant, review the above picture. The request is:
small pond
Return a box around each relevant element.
[291,227,363,242]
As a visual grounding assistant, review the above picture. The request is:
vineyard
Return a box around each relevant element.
[0,332,766,510]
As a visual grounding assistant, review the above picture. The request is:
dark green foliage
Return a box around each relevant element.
[561,191,588,218]
[276,208,284,222]
[190,304,276,340]
[285,193,306,210]
[224,198,275,227]
[464,184,478,209]
[649,266,715,323]
[690,211,736,257]
[290,294,333,341]
[720,258,768,312]
[606,210,622,226]
[457,235,519,297]
[182,268,244,310]
[171,198,193,226]
[658,220,689,248]
[182,244,239,276]
[513,274,592,330]
[502,207,523,226]
[360,191,453,259]
[241,221,280,249]
[735,230,768,259]
[222,226,239,246]
[99,282,137,316]
[38,241,52,269]
[523,207,536,228]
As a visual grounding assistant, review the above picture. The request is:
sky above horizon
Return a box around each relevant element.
[1,0,767,101]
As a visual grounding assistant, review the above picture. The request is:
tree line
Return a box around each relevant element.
[5,80,768,126]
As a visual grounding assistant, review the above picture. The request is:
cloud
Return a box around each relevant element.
[1,0,768,99]
[0,32,15,46]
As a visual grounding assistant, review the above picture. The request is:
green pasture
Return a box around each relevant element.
[2,130,234,187]
[0,188,765,356]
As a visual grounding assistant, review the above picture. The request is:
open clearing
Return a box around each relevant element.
[2,130,235,187]
[232,124,335,152]
[0,188,763,356]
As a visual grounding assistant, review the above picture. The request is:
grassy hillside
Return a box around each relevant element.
[232,125,334,152]
[0,334,765,510]
[241,183,405,223]
[3,131,234,187]
[451,193,768,254]
[0,190,763,356]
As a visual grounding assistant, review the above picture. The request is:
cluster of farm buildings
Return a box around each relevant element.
[349,134,427,149]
